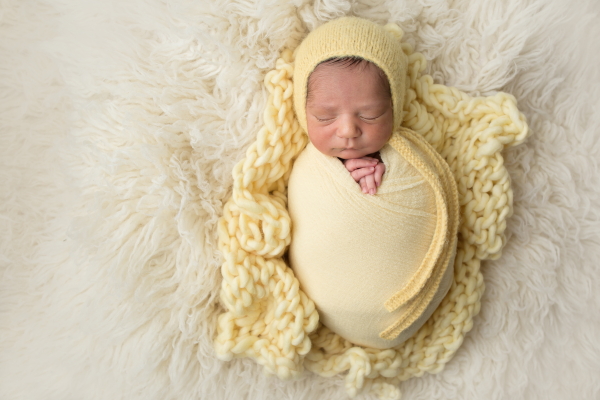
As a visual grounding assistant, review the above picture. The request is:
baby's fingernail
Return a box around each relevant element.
[362,187,367,193]
[370,189,375,195]
[370,167,375,170]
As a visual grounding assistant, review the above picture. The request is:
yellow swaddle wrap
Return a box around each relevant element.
[215,17,529,400]
[288,137,457,349]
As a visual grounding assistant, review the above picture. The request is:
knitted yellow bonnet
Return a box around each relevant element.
[293,17,408,132]
[215,16,528,400]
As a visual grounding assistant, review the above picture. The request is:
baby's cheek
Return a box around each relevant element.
[307,128,336,157]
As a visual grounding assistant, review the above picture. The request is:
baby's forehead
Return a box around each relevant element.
[307,59,391,100]
[309,58,379,78]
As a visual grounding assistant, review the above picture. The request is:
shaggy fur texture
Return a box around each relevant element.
[1,0,599,399]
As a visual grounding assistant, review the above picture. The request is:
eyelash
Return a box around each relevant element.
[316,117,334,122]
[315,115,379,122]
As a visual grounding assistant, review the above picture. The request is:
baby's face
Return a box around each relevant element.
[306,62,393,159]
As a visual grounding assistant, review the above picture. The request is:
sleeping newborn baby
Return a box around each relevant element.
[286,17,459,350]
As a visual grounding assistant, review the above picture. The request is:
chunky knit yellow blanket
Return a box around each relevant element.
[215,23,528,400]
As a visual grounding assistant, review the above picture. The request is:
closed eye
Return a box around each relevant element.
[360,114,382,121]
[315,116,335,122]
[360,109,388,121]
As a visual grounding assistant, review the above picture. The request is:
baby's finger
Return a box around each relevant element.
[344,158,378,172]
[374,163,385,187]
[350,166,375,182]
[359,177,369,194]
[365,173,377,195]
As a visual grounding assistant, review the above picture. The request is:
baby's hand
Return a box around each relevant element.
[343,157,386,195]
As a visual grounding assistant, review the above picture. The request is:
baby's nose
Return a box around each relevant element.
[337,116,361,138]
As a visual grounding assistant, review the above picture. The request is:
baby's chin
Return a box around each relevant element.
[330,148,376,159]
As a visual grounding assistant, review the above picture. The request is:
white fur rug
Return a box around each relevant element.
[1,0,599,399]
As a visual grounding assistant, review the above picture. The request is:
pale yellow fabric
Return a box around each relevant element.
[288,140,455,349]
[215,17,529,400]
